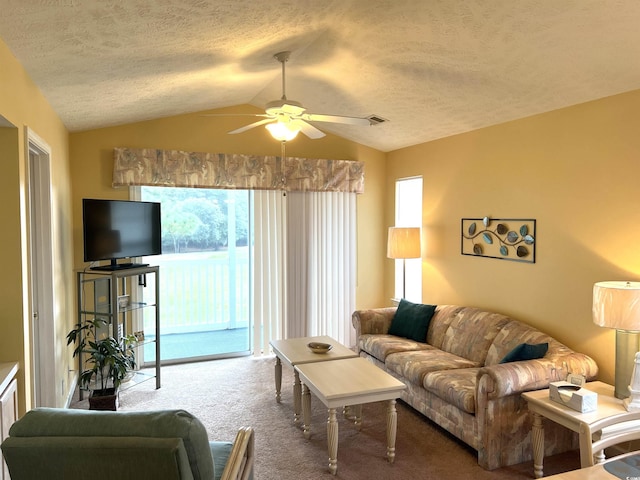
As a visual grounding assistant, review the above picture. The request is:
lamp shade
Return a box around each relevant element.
[593,281,640,331]
[387,227,421,259]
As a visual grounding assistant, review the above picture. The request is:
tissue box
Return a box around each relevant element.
[549,381,598,413]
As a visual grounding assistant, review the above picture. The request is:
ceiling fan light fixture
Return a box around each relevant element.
[266,121,300,142]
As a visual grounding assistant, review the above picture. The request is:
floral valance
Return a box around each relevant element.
[112,147,365,194]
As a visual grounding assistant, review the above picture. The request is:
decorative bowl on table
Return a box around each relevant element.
[307,342,332,354]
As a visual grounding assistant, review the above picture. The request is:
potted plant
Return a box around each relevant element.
[67,318,136,411]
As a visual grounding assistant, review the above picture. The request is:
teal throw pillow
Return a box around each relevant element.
[500,342,549,363]
[388,299,436,342]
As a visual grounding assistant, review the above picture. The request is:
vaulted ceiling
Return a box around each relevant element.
[1,1,640,152]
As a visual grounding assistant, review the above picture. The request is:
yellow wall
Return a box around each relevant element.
[386,89,640,385]
[69,107,387,311]
[0,37,72,412]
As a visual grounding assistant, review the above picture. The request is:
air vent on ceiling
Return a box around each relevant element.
[367,115,388,125]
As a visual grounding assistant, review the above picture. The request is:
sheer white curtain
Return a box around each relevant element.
[286,191,357,347]
[252,190,287,355]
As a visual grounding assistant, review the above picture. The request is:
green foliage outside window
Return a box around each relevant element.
[142,187,249,253]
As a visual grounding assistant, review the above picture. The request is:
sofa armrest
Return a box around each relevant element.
[477,353,599,399]
[219,426,254,480]
[352,308,396,339]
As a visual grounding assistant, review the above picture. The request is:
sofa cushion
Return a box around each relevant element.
[211,441,233,480]
[422,368,480,414]
[388,299,437,342]
[385,350,478,385]
[359,334,432,362]
[425,305,465,349]
[500,342,549,364]
[441,308,511,364]
[8,408,214,480]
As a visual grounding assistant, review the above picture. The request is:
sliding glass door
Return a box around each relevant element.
[140,186,251,364]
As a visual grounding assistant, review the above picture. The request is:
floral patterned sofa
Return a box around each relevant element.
[352,303,599,470]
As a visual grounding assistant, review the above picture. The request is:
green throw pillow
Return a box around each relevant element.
[500,342,549,363]
[388,299,436,342]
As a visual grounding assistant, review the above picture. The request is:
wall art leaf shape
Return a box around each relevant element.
[506,231,519,243]
[468,223,476,235]
[482,233,493,244]
[520,225,529,236]
[517,246,529,257]
[524,235,535,245]
[497,224,508,235]
[473,244,483,254]
[500,246,508,256]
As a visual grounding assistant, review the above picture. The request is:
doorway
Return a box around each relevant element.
[140,186,252,364]
[26,127,56,406]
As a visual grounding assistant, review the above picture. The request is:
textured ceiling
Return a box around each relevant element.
[1,1,640,152]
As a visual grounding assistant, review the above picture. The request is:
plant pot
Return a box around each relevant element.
[88,388,118,411]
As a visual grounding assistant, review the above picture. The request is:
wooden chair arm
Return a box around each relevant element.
[220,426,255,480]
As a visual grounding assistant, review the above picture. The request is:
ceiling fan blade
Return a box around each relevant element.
[300,113,372,126]
[292,120,326,139]
[202,113,270,118]
[228,118,274,135]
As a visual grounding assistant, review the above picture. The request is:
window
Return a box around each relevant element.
[394,177,422,302]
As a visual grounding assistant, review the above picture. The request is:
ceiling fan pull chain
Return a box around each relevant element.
[281,140,287,196]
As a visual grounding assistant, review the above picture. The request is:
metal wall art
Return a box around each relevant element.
[461,217,536,263]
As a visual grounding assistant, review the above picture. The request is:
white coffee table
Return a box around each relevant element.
[269,336,358,424]
[296,356,406,475]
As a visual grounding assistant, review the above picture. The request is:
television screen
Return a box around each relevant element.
[83,198,161,270]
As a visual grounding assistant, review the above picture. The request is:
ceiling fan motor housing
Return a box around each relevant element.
[265,99,305,116]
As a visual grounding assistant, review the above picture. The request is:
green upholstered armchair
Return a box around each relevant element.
[0,408,254,480]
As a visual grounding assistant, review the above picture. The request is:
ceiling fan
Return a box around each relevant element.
[209,51,383,142]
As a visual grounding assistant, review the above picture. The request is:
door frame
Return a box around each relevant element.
[25,127,56,407]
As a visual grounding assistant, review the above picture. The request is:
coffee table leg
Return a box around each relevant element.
[531,412,544,478]
[302,383,312,440]
[293,370,302,424]
[352,404,363,430]
[328,407,339,475]
[274,356,282,403]
[386,399,398,463]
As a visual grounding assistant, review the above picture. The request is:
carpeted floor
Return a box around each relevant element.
[72,356,580,479]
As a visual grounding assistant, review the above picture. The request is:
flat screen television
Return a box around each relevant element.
[83,198,162,271]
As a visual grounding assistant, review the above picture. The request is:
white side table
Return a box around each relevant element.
[522,381,637,478]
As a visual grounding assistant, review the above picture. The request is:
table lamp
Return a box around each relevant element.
[592,281,640,408]
[387,227,421,299]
